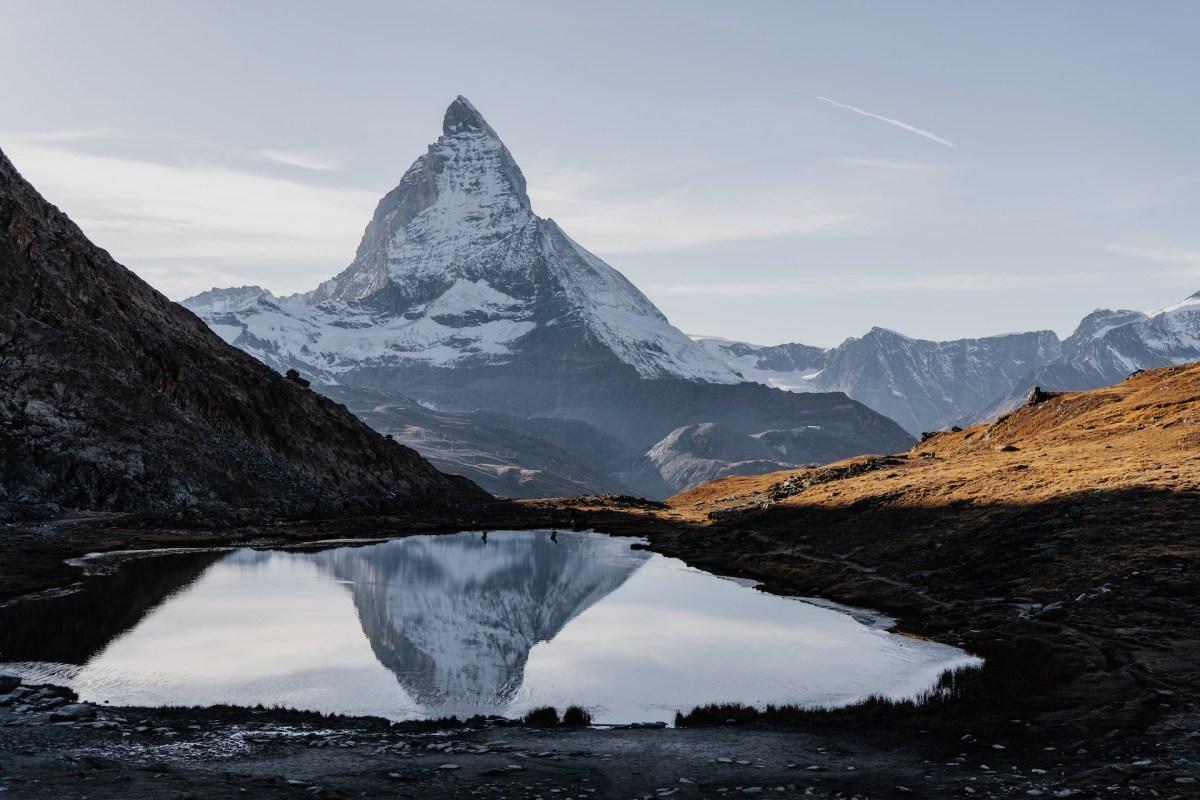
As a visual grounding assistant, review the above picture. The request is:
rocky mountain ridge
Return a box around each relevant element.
[696,289,1200,436]
[0,146,484,518]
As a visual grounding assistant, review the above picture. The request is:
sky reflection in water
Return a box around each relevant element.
[1,531,979,724]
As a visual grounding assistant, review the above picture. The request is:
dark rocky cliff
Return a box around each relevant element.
[0,148,487,518]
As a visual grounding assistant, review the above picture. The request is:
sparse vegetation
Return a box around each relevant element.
[674,665,983,728]
[560,705,593,727]
[521,706,560,726]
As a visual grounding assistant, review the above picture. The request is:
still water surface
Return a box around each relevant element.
[0,531,979,724]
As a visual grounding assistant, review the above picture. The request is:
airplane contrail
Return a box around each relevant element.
[816,95,958,148]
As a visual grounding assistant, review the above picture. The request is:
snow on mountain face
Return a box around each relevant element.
[697,328,1063,436]
[1042,291,1200,385]
[974,291,1200,424]
[818,328,1064,435]
[184,96,738,385]
[692,337,825,392]
[699,289,1200,436]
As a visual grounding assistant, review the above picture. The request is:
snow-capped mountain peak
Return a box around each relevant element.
[1151,289,1200,318]
[186,96,739,385]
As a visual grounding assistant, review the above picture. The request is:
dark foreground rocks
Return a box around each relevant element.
[2,681,1193,800]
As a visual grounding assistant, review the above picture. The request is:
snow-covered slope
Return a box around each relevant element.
[185,97,738,385]
[692,337,825,392]
[697,327,1062,436]
[980,290,1200,420]
[817,327,1063,435]
[697,290,1200,437]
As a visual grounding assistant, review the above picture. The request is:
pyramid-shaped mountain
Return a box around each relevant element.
[0,146,484,518]
[186,97,913,496]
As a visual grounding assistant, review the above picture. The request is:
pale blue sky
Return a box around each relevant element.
[3,1,1198,346]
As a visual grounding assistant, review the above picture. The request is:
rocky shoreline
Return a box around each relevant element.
[0,498,1196,798]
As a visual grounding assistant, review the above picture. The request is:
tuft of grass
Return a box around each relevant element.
[521,706,560,726]
[560,705,592,727]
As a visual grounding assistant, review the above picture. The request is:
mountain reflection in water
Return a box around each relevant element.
[309,531,649,716]
[0,531,981,724]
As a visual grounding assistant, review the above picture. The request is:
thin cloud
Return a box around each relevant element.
[257,148,344,172]
[2,138,377,299]
[828,156,937,172]
[528,167,854,253]
[1,127,122,143]
[816,96,957,149]
[647,271,1103,298]
[1109,244,1200,267]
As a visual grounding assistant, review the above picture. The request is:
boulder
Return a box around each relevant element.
[49,703,96,722]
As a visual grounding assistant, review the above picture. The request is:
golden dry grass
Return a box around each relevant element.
[666,362,1200,521]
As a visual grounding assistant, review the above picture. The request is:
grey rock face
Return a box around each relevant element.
[817,328,1064,435]
[976,293,1200,422]
[631,423,794,497]
[701,290,1200,437]
[0,147,485,516]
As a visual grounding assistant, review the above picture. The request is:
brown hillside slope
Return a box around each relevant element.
[0,148,487,518]
[670,363,1200,518]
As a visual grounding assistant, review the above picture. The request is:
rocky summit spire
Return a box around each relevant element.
[442,95,493,136]
[306,95,532,305]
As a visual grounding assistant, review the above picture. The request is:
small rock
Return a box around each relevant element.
[49,703,96,722]
[438,763,461,770]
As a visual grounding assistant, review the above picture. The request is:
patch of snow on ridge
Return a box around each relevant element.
[692,336,823,392]
[424,278,524,317]
[187,285,536,382]
[1150,290,1200,318]
[545,224,740,383]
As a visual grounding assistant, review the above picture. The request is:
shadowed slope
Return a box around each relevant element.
[0,148,486,516]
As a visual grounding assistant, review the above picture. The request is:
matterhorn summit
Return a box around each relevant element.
[185,97,913,497]
[189,96,739,385]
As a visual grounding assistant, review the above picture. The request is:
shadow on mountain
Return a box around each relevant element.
[310,532,650,717]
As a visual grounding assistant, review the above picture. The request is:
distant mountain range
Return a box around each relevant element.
[184,97,913,498]
[696,290,1200,436]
